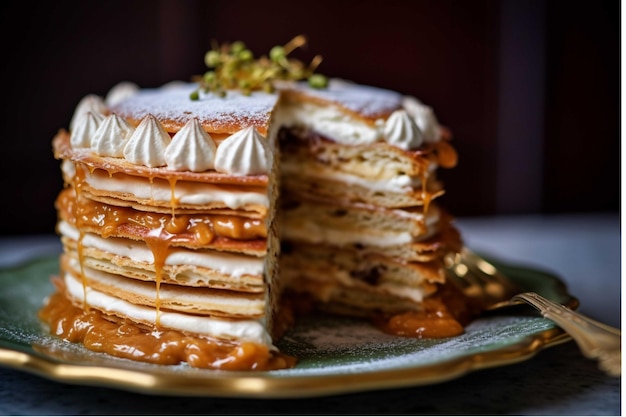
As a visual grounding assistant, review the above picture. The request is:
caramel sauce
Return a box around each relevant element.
[144,236,170,326]
[59,189,266,243]
[375,301,464,338]
[168,177,179,218]
[435,140,458,169]
[374,284,474,339]
[39,290,296,371]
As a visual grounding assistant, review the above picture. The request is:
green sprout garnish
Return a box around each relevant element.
[308,73,328,89]
[190,35,327,100]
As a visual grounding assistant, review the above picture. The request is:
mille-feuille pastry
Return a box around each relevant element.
[40,37,468,370]
[44,83,294,370]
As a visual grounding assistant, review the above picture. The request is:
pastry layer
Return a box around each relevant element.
[62,255,266,318]
[281,241,444,287]
[278,132,446,207]
[60,271,273,346]
[58,221,266,291]
[280,196,441,244]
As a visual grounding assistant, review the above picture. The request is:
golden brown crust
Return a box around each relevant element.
[53,131,269,187]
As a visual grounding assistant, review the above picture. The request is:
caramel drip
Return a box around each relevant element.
[145,233,170,327]
[66,191,266,243]
[72,165,89,311]
[168,177,179,219]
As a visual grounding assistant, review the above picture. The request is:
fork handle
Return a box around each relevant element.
[512,292,621,377]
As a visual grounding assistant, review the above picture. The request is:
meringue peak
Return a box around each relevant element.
[70,94,108,131]
[91,114,136,157]
[383,109,424,150]
[123,114,171,167]
[214,126,271,175]
[70,111,104,148]
[165,118,217,172]
[402,96,441,143]
[106,81,139,106]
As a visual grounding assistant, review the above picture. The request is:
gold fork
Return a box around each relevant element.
[446,247,621,377]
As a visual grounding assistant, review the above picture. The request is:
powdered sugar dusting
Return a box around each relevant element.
[111,81,403,135]
[288,79,403,119]
[111,84,279,134]
[270,314,556,375]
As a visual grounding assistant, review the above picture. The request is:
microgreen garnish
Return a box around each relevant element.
[190,35,327,100]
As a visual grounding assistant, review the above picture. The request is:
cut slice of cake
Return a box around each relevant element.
[43,85,295,370]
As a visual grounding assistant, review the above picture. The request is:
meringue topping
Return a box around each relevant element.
[70,94,108,131]
[105,81,139,106]
[165,118,217,172]
[214,126,271,175]
[383,109,424,150]
[91,114,136,157]
[123,114,171,167]
[70,111,104,148]
[402,96,442,143]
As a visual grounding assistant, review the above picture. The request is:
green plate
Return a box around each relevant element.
[0,254,576,398]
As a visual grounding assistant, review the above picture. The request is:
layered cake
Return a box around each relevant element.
[40,38,467,370]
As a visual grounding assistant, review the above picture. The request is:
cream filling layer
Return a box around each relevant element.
[282,209,438,247]
[70,163,269,209]
[279,101,383,146]
[58,221,264,278]
[282,161,429,193]
[63,271,273,346]
[66,257,265,314]
[376,282,426,303]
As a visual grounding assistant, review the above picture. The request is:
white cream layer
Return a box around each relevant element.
[58,221,264,278]
[281,161,431,193]
[63,271,273,346]
[282,219,434,248]
[75,164,269,209]
[66,257,265,314]
[279,101,383,146]
[376,282,426,303]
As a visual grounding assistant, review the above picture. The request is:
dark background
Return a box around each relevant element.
[0,0,619,235]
